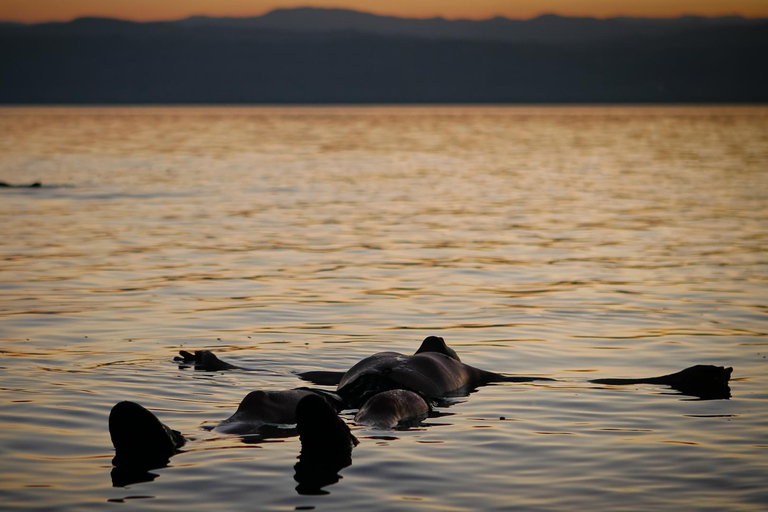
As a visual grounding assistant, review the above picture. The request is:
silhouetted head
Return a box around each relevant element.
[294,394,357,495]
[414,336,460,361]
[296,394,357,461]
[109,401,185,470]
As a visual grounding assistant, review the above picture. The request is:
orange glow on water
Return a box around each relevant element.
[1,0,767,23]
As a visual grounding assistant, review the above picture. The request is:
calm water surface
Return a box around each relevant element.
[1,106,767,511]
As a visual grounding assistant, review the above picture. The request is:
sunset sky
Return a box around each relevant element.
[2,0,766,23]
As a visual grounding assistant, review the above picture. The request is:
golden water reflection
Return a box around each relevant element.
[0,106,767,510]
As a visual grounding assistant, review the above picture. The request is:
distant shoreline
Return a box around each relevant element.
[1,102,768,107]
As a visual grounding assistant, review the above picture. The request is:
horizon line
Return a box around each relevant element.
[2,6,766,25]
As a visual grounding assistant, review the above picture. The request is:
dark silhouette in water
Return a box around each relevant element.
[215,389,316,433]
[215,388,345,434]
[108,394,357,493]
[302,335,553,408]
[108,337,733,489]
[172,337,733,406]
[293,394,358,495]
[110,466,160,488]
[590,364,733,399]
[175,349,242,370]
[413,335,461,360]
[294,336,731,402]
[354,389,431,429]
[175,336,553,407]
[0,181,41,188]
[178,336,732,403]
[108,401,185,486]
[109,401,185,468]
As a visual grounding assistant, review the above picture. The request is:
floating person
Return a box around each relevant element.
[108,337,733,487]
[320,337,732,403]
[178,336,733,402]
[327,336,554,408]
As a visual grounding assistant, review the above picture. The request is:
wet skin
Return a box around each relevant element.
[162,342,737,433]
[354,389,431,429]
[214,389,317,434]
[335,349,551,408]
[297,336,732,402]
[213,388,346,434]
[109,336,733,486]
[300,336,553,408]
[108,395,357,490]
[109,337,483,477]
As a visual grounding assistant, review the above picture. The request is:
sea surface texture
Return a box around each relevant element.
[1,106,767,511]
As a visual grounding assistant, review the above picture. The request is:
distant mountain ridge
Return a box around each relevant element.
[177,7,767,43]
[6,7,768,43]
[2,7,767,104]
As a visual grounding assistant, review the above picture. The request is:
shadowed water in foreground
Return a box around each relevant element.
[0,106,767,511]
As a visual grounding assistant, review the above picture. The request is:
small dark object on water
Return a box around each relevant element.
[174,349,241,371]
[0,181,41,188]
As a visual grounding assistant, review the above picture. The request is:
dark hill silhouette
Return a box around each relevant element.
[1,8,767,103]
[9,8,767,43]
[175,8,767,44]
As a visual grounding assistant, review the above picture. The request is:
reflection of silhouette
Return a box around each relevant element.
[294,454,351,495]
[235,425,298,444]
[293,394,357,495]
[108,401,185,487]
[590,365,733,400]
[110,466,159,487]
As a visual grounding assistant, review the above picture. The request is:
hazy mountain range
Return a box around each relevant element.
[2,7,767,103]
